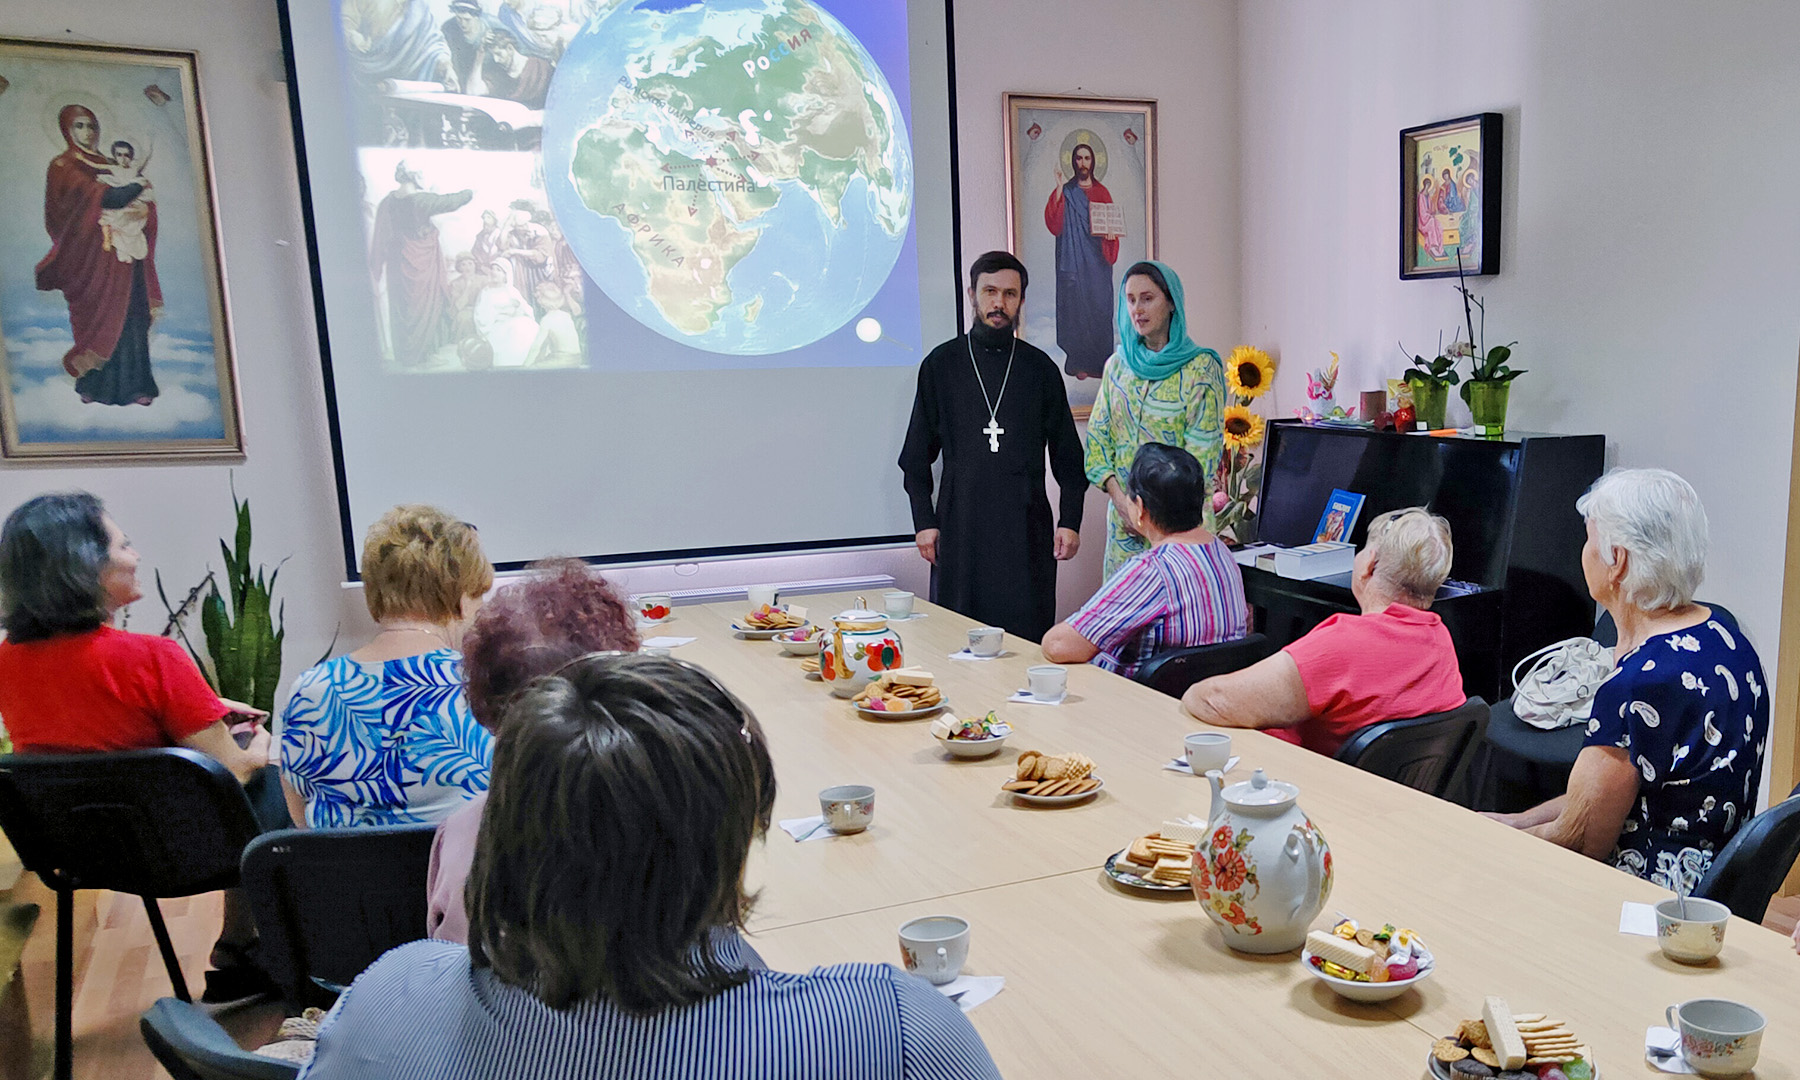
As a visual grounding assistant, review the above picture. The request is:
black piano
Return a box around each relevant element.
[1243,421,1605,702]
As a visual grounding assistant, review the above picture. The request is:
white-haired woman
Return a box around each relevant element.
[1489,469,1766,892]
[1182,507,1465,756]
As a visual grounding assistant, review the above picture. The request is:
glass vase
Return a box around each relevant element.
[1408,379,1448,430]
[1468,380,1511,439]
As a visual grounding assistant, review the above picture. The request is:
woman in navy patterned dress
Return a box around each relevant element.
[1489,469,1767,893]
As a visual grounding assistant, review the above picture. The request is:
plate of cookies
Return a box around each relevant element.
[1105,820,1205,892]
[732,605,811,638]
[1428,997,1595,1080]
[852,670,946,718]
[799,657,822,680]
[1302,917,1434,1002]
[1001,750,1103,805]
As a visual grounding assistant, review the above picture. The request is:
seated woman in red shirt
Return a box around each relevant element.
[1181,507,1465,755]
[0,491,279,999]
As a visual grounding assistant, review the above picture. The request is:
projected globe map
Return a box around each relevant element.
[542,0,913,355]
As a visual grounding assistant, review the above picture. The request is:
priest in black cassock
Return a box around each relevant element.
[899,251,1087,642]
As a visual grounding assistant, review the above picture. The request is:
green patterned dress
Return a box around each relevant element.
[1083,351,1226,580]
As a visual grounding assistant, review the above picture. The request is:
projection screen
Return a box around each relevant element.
[280,0,962,574]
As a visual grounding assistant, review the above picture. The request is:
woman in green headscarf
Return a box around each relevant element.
[1083,261,1225,580]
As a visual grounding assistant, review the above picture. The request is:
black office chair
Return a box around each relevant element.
[140,998,300,1080]
[241,824,439,1010]
[1693,786,1800,924]
[1133,633,1276,699]
[0,749,262,1080]
[1476,602,1733,812]
[1335,697,1490,800]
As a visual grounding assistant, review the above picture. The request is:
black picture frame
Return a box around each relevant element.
[1400,112,1501,280]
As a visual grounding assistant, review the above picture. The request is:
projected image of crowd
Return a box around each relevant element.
[341,0,596,373]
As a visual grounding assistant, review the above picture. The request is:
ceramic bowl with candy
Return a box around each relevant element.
[775,628,824,656]
[1301,918,1435,1003]
[930,710,1012,758]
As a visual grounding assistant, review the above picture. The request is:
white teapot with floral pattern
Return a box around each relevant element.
[1195,767,1333,953]
[819,607,905,698]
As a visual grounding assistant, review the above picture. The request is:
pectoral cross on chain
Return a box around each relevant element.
[982,419,1004,453]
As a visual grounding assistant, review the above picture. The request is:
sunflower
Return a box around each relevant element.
[1225,346,1275,400]
[1222,405,1265,450]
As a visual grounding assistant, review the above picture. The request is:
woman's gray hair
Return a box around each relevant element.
[1576,468,1707,611]
[1364,507,1454,606]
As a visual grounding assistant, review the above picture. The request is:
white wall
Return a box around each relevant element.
[0,2,349,678]
[952,0,1242,617]
[1238,0,1800,673]
[0,0,1241,703]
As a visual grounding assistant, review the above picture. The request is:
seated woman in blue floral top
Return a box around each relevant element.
[1490,469,1767,893]
[278,505,495,827]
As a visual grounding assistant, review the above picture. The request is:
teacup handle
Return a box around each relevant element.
[934,945,947,968]
[1665,1004,1680,1031]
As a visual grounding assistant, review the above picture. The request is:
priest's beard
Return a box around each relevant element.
[970,313,1016,349]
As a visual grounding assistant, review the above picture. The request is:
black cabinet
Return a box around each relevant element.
[1244,422,1605,702]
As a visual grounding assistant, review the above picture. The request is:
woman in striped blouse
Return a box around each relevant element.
[301,653,1001,1080]
[1043,442,1248,678]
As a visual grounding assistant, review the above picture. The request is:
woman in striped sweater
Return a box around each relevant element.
[301,653,1001,1080]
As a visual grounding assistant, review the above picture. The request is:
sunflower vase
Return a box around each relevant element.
[1194,768,1332,954]
[820,609,904,698]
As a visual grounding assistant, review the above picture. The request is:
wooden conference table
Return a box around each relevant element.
[667,595,1799,1078]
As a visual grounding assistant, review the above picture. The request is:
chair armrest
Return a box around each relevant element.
[140,997,301,1080]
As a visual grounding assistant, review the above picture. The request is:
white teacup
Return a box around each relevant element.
[968,627,1004,657]
[746,584,780,609]
[634,593,673,623]
[883,590,915,619]
[1184,732,1231,774]
[1666,998,1764,1077]
[819,785,875,834]
[1026,664,1067,701]
[1655,897,1729,964]
[898,915,970,986]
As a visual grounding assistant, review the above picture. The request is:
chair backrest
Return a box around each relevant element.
[140,998,300,1080]
[1135,633,1277,698]
[241,823,439,1008]
[0,748,259,896]
[1693,788,1800,924]
[1335,697,1490,799]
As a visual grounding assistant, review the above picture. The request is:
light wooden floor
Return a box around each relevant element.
[4,876,279,1080]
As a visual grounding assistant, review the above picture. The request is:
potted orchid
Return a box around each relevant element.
[1399,342,1459,431]
[1449,261,1524,438]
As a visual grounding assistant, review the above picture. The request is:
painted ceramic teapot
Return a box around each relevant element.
[819,605,905,698]
[1194,767,1332,953]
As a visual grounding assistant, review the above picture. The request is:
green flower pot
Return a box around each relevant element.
[1468,380,1511,439]
[1407,378,1449,430]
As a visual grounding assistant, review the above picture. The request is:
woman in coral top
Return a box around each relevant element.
[0,491,281,999]
[1180,507,1466,755]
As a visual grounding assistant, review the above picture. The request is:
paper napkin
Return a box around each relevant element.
[1164,755,1241,776]
[1619,901,1659,936]
[778,816,836,843]
[1007,690,1065,706]
[1646,1026,1695,1074]
[948,649,1004,662]
[937,974,1005,1013]
[640,636,696,649]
